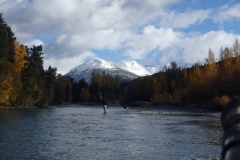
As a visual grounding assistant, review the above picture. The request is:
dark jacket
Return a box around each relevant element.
[102,98,108,105]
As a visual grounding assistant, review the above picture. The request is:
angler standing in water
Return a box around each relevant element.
[102,97,108,113]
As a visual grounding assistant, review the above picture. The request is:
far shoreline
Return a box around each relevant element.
[0,101,223,112]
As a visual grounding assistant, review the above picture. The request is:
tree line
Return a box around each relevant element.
[55,39,240,110]
[1,13,239,109]
[0,14,57,107]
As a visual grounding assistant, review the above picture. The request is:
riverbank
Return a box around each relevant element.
[0,96,229,111]
[0,106,38,109]
[121,101,224,111]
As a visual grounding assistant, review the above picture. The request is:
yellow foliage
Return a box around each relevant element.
[0,60,15,104]
[190,66,204,88]
[0,75,13,104]
[151,77,161,96]
[204,49,217,85]
[79,88,91,101]
[13,40,27,73]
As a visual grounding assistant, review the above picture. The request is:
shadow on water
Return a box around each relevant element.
[185,120,222,146]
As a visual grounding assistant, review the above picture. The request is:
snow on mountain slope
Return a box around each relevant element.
[69,57,116,74]
[144,62,193,74]
[65,57,193,84]
[144,64,165,74]
[144,63,173,74]
[65,58,139,84]
[84,57,115,69]
[116,60,151,76]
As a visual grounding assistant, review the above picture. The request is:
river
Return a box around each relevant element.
[0,105,222,160]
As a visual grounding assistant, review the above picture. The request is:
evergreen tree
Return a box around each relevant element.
[54,75,72,104]
[21,45,46,107]
[0,14,15,62]
[65,82,72,103]
[54,75,66,104]
[42,66,57,105]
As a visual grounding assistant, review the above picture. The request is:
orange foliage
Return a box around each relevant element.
[13,40,27,73]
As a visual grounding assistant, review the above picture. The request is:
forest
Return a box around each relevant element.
[0,14,56,107]
[0,14,239,110]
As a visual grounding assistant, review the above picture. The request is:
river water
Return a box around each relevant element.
[0,105,222,160]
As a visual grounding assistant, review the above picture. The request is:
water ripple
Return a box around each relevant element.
[0,106,222,160]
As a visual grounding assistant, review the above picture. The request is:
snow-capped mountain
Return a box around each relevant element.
[116,60,151,76]
[144,64,167,74]
[144,62,193,74]
[65,58,139,84]
[65,57,193,84]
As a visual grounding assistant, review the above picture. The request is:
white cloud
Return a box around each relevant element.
[121,26,182,60]
[214,3,240,23]
[159,9,210,28]
[1,0,240,74]
[56,35,67,44]
[158,30,240,64]
[25,39,44,48]
[44,51,96,74]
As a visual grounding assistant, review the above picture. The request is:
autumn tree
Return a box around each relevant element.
[13,40,27,73]
[0,14,59,107]
[204,48,217,100]
[79,88,91,102]
[233,39,240,57]
[0,60,14,104]
[218,46,234,96]
[232,39,240,95]
[187,64,205,103]
[0,14,26,106]
[150,77,162,104]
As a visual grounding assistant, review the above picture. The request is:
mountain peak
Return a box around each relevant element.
[116,60,151,76]
[92,57,105,62]
[85,57,115,69]
[65,57,139,84]
[65,57,192,84]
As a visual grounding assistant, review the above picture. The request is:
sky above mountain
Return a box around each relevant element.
[1,0,240,74]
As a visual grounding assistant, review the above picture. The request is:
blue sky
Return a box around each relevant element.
[1,0,240,74]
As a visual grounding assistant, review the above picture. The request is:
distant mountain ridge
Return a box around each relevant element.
[65,57,192,84]
[65,58,139,84]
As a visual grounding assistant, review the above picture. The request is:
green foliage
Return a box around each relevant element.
[41,66,57,105]
[89,72,120,102]
[53,75,72,104]
[0,14,15,62]
[0,13,59,107]
[0,60,14,105]
[71,78,88,102]
[20,46,45,106]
